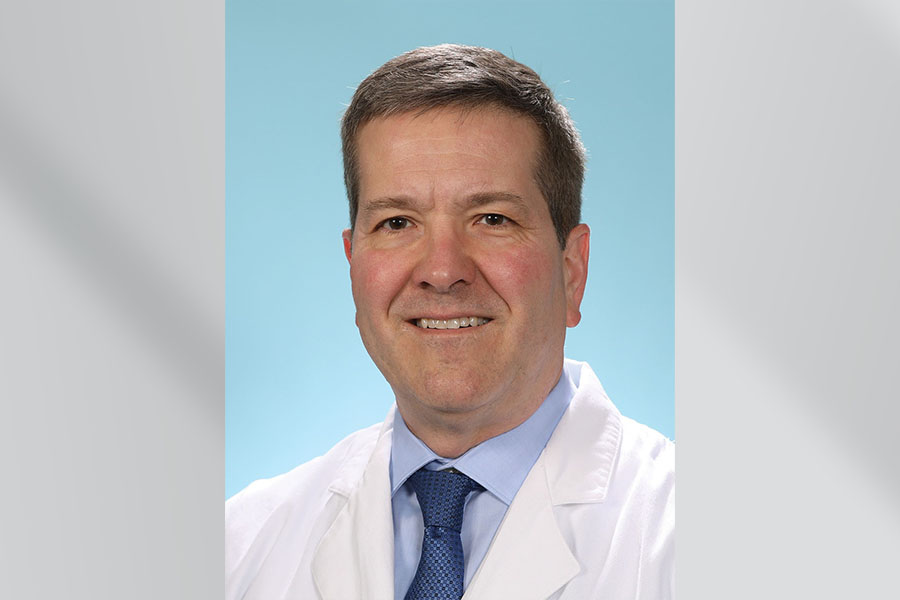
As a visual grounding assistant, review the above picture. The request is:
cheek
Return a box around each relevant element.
[488,246,561,303]
[351,250,409,313]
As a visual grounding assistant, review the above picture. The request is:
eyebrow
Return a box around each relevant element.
[464,191,529,212]
[360,196,418,214]
[360,192,529,214]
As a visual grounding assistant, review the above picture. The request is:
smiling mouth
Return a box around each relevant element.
[413,317,492,330]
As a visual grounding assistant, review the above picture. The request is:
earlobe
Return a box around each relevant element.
[563,224,590,328]
[342,229,353,263]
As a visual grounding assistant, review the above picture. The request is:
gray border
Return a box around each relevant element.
[0,2,223,597]
[677,0,900,595]
[4,0,900,594]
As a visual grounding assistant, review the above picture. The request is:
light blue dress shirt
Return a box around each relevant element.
[389,365,575,599]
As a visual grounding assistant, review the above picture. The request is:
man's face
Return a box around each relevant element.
[344,107,589,445]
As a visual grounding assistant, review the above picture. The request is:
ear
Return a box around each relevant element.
[562,224,590,327]
[342,228,353,263]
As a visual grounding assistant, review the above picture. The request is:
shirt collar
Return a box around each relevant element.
[390,364,575,505]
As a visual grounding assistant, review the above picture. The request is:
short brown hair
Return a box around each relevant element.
[341,44,586,247]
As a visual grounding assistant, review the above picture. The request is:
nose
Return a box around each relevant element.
[413,224,476,293]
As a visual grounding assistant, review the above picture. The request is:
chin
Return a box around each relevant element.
[408,376,495,415]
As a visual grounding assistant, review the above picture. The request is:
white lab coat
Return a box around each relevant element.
[226,360,674,600]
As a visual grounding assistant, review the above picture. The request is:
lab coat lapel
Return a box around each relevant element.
[464,361,622,600]
[310,361,621,600]
[462,457,579,600]
[311,412,395,600]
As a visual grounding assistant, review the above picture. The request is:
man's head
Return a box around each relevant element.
[341,44,585,248]
[340,46,590,456]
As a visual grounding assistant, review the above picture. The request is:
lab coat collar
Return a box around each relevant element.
[311,407,396,600]
[461,359,623,599]
[544,358,622,505]
[311,360,623,600]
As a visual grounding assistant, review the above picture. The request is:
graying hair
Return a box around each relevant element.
[341,44,585,247]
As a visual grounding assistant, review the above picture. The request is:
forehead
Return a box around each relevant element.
[354,107,543,204]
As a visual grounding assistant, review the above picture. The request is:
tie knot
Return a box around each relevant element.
[407,468,482,531]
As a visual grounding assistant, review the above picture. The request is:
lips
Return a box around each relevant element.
[414,317,492,330]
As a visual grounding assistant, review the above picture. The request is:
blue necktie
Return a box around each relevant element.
[404,468,483,600]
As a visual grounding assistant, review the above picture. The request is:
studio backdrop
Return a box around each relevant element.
[226,0,674,498]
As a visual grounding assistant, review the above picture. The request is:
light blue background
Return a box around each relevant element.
[227,0,673,499]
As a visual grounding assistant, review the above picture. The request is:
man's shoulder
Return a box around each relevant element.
[225,421,383,570]
[553,360,674,597]
[227,421,381,512]
[619,414,674,467]
[566,358,673,467]
[616,413,675,497]
[563,358,674,497]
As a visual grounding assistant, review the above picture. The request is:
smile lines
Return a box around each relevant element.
[415,317,491,330]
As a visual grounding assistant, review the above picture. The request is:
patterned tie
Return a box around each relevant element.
[404,468,483,600]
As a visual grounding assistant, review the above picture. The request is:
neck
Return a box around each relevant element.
[396,363,563,458]
[404,415,536,458]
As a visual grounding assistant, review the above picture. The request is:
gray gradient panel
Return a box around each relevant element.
[0,2,223,598]
[678,0,900,596]
[3,0,899,596]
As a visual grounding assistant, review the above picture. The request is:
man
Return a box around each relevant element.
[226,44,674,600]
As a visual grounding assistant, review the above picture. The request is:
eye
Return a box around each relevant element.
[379,216,412,231]
[477,214,510,227]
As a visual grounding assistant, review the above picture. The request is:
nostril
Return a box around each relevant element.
[418,276,468,293]
[412,236,477,292]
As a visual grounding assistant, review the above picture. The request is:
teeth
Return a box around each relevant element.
[415,317,490,329]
